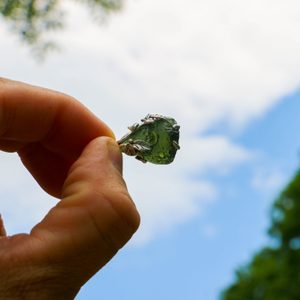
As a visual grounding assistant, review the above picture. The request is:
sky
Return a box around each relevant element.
[1,0,300,299]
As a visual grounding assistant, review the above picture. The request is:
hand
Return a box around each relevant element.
[0,78,140,299]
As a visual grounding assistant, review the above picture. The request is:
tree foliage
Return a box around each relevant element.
[0,0,123,57]
[221,170,300,300]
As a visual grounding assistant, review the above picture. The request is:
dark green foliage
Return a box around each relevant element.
[0,0,123,58]
[221,171,300,300]
[269,171,300,248]
[77,0,122,12]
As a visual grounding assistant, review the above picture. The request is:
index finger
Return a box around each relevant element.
[0,78,114,158]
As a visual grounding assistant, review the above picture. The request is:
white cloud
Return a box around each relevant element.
[251,168,287,196]
[126,162,217,244]
[1,0,300,243]
[0,152,55,234]
[58,0,300,130]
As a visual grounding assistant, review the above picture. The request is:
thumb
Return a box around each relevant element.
[30,136,140,283]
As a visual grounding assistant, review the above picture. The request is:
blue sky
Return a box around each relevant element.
[76,91,300,300]
[1,1,300,299]
[77,91,300,300]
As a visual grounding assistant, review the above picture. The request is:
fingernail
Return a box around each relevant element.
[106,139,123,174]
[0,213,7,237]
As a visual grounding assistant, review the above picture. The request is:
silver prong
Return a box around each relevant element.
[143,119,154,125]
[173,141,180,150]
[128,123,139,132]
[135,156,147,163]
[141,114,151,122]
[173,124,180,131]
[117,132,130,145]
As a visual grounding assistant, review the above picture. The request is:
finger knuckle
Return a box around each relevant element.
[0,94,16,138]
[84,187,140,249]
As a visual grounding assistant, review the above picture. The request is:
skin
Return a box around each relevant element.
[0,78,140,299]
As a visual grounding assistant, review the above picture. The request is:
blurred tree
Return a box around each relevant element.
[0,0,123,58]
[221,170,300,300]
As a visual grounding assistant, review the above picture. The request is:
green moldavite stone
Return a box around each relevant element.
[117,114,180,164]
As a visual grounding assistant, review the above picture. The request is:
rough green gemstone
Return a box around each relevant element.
[118,114,180,164]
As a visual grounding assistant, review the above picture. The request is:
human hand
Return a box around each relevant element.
[0,78,140,299]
